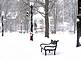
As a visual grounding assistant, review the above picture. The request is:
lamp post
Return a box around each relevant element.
[30,2,34,41]
[1,11,4,36]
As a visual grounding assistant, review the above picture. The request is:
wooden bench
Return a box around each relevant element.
[40,40,59,55]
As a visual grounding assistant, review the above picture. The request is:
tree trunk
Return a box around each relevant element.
[1,16,4,36]
[54,3,57,34]
[45,0,49,38]
[77,21,81,47]
[73,1,77,34]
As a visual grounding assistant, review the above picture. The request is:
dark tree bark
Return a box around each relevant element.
[1,16,4,36]
[45,0,49,38]
[77,20,81,47]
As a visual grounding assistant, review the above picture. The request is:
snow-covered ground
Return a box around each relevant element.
[0,32,81,61]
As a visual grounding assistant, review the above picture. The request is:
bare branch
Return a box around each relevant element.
[34,9,45,17]
[21,0,45,18]
[34,1,45,7]
[48,0,56,14]
[21,0,30,7]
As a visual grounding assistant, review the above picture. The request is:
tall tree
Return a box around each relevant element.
[18,0,30,33]
[45,0,49,38]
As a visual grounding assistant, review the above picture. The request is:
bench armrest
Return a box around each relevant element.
[40,43,50,47]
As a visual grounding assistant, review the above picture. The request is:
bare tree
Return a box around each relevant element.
[45,0,49,37]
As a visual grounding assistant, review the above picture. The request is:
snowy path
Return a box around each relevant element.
[0,32,81,61]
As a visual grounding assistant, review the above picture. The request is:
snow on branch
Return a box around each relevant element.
[33,8,45,17]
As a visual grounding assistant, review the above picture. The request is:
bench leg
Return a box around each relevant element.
[41,48,42,52]
[49,50,50,53]
[54,50,56,55]
[45,50,47,55]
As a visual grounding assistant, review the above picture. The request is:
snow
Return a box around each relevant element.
[38,7,44,13]
[0,32,81,61]
[33,13,44,21]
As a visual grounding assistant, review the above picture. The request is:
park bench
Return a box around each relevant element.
[40,40,59,55]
